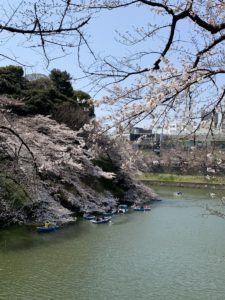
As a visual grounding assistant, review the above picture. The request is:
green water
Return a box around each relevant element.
[1,186,225,300]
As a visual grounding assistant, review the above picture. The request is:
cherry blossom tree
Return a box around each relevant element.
[79,0,225,132]
[1,1,225,131]
[0,0,93,66]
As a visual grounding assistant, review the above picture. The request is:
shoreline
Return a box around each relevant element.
[140,180,225,189]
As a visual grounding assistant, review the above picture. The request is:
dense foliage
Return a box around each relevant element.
[0,65,25,95]
[49,69,74,97]
[0,66,94,130]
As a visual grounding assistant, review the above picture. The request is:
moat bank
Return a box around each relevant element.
[139,173,225,189]
[142,180,225,189]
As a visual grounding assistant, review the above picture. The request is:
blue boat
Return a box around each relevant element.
[36,224,59,233]
[83,213,96,220]
[133,207,145,212]
[90,217,111,224]
[133,206,151,212]
[144,207,151,211]
[103,209,116,217]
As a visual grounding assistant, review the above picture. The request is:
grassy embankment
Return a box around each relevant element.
[138,173,225,186]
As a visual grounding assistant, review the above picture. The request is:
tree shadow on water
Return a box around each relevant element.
[0,221,89,253]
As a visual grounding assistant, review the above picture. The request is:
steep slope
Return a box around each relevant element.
[0,97,158,226]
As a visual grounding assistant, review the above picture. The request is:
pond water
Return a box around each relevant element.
[1,185,225,300]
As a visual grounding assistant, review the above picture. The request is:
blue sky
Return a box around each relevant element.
[0,2,199,122]
[0,3,158,119]
[0,4,161,83]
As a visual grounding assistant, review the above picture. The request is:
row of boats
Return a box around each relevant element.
[83,204,151,224]
[118,204,151,213]
[36,204,151,232]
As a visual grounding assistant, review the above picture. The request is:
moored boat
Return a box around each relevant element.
[144,206,151,211]
[83,213,96,220]
[90,217,111,224]
[132,206,151,212]
[133,206,145,212]
[117,204,128,214]
[103,209,116,217]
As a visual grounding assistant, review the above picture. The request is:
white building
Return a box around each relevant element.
[152,119,195,136]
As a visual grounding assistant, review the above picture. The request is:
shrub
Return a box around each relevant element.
[23,88,70,115]
[50,68,74,97]
[0,65,25,95]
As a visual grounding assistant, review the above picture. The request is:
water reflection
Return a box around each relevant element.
[0,222,89,253]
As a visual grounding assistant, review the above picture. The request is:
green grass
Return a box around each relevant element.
[0,176,30,208]
[137,173,225,185]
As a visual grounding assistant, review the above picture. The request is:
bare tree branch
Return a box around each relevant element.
[0,126,38,173]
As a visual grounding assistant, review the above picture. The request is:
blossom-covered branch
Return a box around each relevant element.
[80,0,225,129]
